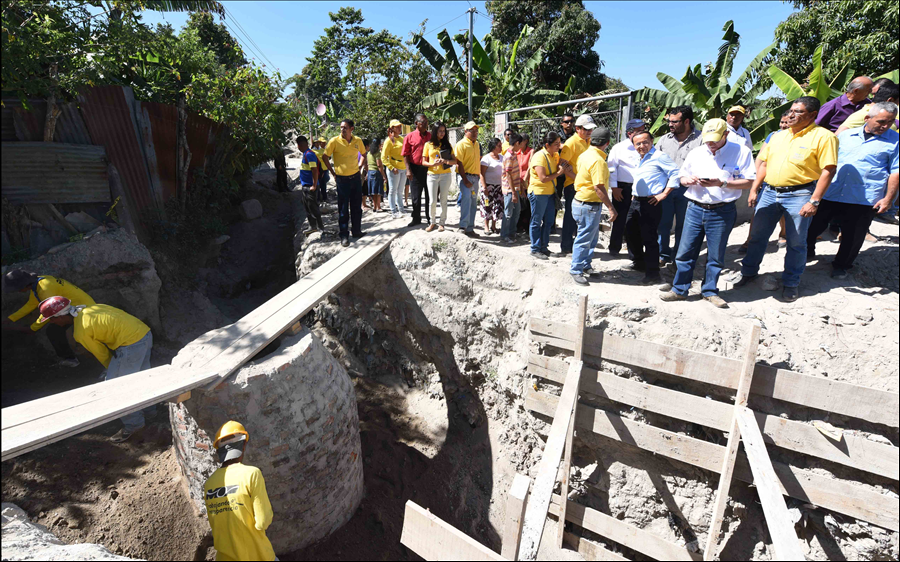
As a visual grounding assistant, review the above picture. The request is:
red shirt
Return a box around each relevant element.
[517,148,533,181]
[401,129,432,165]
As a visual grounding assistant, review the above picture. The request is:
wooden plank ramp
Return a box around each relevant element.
[400,501,506,561]
[1,233,397,462]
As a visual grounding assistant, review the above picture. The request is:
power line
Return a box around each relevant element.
[222,5,277,71]
[420,12,468,37]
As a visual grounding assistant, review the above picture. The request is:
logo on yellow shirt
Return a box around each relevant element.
[206,485,238,499]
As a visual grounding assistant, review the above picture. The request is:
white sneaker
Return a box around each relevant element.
[58,357,80,368]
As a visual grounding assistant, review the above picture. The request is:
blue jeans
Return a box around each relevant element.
[529,193,555,253]
[367,170,383,196]
[672,201,736,297]
[501,192,521,239]
[387,168,406,214]
[658,188,688,262]
[335,173,363,238]
[741,185,814,287]
[458,173,480,231]
[570,200,603,275]
[106,331,154,432]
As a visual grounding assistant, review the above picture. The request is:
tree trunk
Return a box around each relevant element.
[176,94,192,213]
[43,63,61,142]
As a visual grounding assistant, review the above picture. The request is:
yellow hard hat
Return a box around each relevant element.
[214,420,249,449]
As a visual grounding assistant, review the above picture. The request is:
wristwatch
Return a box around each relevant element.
[809,199,820,207]
[721,179,728,190]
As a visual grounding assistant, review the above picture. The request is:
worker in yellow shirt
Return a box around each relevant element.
[38,297,154,442]
[569,127,615,285]
[453,121,482,237]
[528,131,568,259]
[322,119,367,246]
[558,115,597,256]
[205,421,276,562]
[3,269,95,367]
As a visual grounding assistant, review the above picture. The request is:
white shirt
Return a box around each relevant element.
[726,124,753,151]
[678,140,756,204]
[480,154,503,185]
[607,139,641,187]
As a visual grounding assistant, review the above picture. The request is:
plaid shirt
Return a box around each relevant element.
[502,148,521,194]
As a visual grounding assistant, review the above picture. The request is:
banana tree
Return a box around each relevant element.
[412,26,568,124]
[767,45,855,105]
[635,20,777,147]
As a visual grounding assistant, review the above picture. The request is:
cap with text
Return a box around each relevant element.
[575,114,598,129]
[701,118,728,143]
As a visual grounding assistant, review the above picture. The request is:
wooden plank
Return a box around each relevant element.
[2,366,217,461]
[529,354,899,481]
[559,296,588,549]
[549,495,700,561]
[704,323,761,561]
[501,474,531,560]
[400,501,505,561]
[518,360,583,561]
[529,317,899,427]
[734,406,804,561]
[562,532,628,561]
[174,391,191,403]
[526,389,899,532]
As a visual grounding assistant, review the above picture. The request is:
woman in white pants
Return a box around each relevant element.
[422,121,457,232]
[382,119,407,218]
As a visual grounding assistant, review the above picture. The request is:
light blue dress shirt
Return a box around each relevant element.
[632,147,681,197]
[825,126,899,206]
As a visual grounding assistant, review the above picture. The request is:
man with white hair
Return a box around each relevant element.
[606,118,646,255]
[807,102,899,279]
[816,76,874,132]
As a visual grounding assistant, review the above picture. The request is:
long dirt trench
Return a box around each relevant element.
[3,180,899,560]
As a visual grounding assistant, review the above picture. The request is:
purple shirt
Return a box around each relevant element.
[815,94,871,132]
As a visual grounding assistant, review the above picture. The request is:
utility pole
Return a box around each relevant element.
[467,7,475,123]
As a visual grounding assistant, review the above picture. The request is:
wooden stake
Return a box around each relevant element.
[703,322,761,560]
[501,473,531,560]
[558,295,588,549]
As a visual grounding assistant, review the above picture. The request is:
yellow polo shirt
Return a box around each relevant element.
[528,148,559,195]
[73,304,150,368]
[501,140,510,153]
[574,147,609,203]
[559,134,589,187]
[758,123,838,187]
[324,135,366,176]
[8,275,96,331]
[423,142,451,175]
[453,136,481,175]
[381,136,406,171]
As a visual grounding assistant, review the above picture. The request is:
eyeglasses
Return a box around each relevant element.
[562,120,573,124]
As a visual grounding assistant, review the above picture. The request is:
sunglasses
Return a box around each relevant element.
[562,120,573,124]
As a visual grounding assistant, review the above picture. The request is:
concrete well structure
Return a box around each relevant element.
[168,326,364,553]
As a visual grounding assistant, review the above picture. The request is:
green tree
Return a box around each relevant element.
[773,0,899,80]
[485,0,604,93]
[184,11,246,69]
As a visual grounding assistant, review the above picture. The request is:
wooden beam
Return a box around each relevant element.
[400,501,505,561]
[528,354,899,481]
[501,474,531,560]
[526,388,899,532]
[562,532,628,561]
[173,391,191,403]
[734,406,804,561]
[559,296,588,550]
[549,495,700,561]
[704,322,761,561]
[529,317,899,427]
[518,360,584,561]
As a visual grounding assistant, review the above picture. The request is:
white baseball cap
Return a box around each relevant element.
[574,114,598,130]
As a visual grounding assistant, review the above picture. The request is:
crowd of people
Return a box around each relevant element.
[291,75,897,307]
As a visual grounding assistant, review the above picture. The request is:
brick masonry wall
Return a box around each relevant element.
[169,328,364,553]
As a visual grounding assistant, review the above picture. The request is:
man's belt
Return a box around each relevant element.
[575,199,602,207]
[688,199,732,210]
[765,181,816,193]
[633,196,653,201]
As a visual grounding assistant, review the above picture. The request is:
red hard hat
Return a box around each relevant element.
[38,296,72,323]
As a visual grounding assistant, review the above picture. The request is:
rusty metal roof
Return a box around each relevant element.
[1,99,93,144]
[1,142,110,204]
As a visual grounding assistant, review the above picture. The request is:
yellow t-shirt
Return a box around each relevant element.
[311,147,326,162]
[205,463,275,562]
[559,134,589,187]
[501,140,510,153]
[381,136,406,171]
[574,147,609,203]
[453,136,481,175]
[839,104,900,132]
[8,275,95,331]
[324,135,366,176]
[528,149,559,195]
[758,123,838,187]
[73,304,150,368]
[422,142,452,175]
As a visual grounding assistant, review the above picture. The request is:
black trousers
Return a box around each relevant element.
[609,182,633,254]
[560,184,576,252]
[302,186,324,230]
[408,163,430,223]
[336,173,363,238]
[46,323,76,359]
[517,191,531,232]
[625,197,663,275]
[807,199,877,270]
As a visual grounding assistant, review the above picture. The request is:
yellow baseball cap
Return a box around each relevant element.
[317,137,326,143]
[464,121,479,130]
[727,105,746,114]
[702,118,728,142]
[389,119,403,128]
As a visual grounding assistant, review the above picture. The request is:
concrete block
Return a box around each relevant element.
[239,199,263,221]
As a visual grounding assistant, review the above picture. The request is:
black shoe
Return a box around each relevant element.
[531,251,548,260]
[352,231,365,239]
[782,286,799,302]
[540,248,552,257]
[729,272,756,288]
[464,230,480,238]
[571,273,589,285]
[407,220,422,228]
[608,249,621,257]
[558,249,571,257]
[341,238,350,247]
[625,262,645,272]
[831,268,849,280]
[641,274,663,285]
[582,266,599,278]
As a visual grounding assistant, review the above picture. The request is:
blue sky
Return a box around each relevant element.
[141,1,797,92]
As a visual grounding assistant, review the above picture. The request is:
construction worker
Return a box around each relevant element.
[3,269,95,367]
[312,138,329,203]
[37,296,155,442]
[205,421,276,562]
